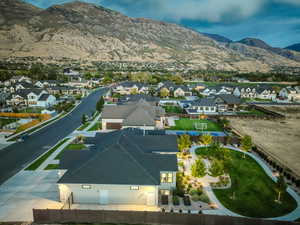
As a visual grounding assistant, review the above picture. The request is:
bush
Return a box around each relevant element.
[198,193,210,204]
[183,195,191,206]
[173,195,180,205]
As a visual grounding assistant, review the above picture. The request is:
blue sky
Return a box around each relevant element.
[24,0,300,47]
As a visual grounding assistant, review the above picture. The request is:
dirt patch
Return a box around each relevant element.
[229,105,300,177]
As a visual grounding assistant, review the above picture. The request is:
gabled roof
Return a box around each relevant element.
[102,99,165,126]
[38,93,51,101]
[214,94,242,104]
[192,97,216,107]
[118,94,159,105]
[14,88,44,98]
[58,129,178,185]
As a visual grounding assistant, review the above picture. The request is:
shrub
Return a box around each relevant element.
[173,195,180,205]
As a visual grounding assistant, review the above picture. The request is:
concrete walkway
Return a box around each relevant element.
[189,145,300,221]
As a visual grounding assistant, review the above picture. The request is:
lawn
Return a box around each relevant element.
[55,143,86,160]
[168,118,222,131]
[163,105,183,114]
[20,107,43,113]
[77,122,91,131]
[44,164,59,170]
[196,148,297,217]
[88,122,102,131]
[0,118,17,128]
[25,138,70,170]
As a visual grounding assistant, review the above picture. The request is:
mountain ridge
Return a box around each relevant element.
[1,0,300,73]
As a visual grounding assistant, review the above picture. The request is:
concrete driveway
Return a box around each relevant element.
[0,170,62,221]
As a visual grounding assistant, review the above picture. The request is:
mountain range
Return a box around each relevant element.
[1,0,300,73]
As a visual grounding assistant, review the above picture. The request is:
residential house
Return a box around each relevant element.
[6,89,56,107]
[233,86,257,99]
[202,86,232,96]
[113,82,149,95]
[101,99,166,130]
[57,129,178,206]
[256,87,276,100]
[173,86,192,97]
[213,94,242,112]
[118,94,160,106]
[35,80,60,88]
[185,97,217,115]
[186,94,241,114]
[279,86,300,101]
[9,76,32,84]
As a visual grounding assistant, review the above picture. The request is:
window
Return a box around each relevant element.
[81,185,91,189]
[130,186,139,190]
[160,172,173,183]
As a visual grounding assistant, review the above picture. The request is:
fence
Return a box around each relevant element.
[33,209,299,225]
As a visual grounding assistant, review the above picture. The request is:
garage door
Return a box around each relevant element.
[106,122,122,130]
[100,190,148,205]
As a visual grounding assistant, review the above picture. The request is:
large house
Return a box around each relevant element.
[279,86,300,101]
[113,82,149,95]
[186,94,241,114]
[57,129,178,206]
[7,89,56,107]
[101,99,166,130]
[158,82,192,97]
[202,86,233,96]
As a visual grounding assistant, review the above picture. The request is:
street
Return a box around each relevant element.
[0,88,107,184]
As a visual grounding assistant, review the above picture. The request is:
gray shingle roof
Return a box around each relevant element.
[38,94,50,101]
[58,129,178,185]
[214,94,242,104]
[192,97,216,107]
[102,99,165,126]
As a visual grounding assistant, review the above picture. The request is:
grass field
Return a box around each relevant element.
[236,108,266,116]
[55,143,86,160]
[44,164,59,170]
[196,149,297,217]
[77,122,91,131]
[25,138,69,170]
[168,118,222,131]
[88,122,102,131]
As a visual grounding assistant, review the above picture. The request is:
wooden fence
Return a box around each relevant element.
[33,209,299,225]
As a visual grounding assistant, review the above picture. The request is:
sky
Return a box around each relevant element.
[24,0,300,47]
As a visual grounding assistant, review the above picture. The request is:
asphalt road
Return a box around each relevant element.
[0,88,107,184]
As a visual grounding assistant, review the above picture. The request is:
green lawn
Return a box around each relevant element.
[163,105,183,114]
[44,164,59,170]
[88,122,102,131]
[20,107,43,113]
[0,118,17,128]
[196,148,297,217]
[168,118,222,131]
[77,122,91,131]
[55,143,86,160]
[25,138,70,170]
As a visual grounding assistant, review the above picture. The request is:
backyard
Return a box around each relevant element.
[196,148,297,217]
[163,105,184,114]
[168,118,222,131]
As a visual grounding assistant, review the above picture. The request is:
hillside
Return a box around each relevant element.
[1,0,300,72]
[285,43,300,52]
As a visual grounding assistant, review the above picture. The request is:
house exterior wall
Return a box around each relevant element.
[58,183,159,206]
[102,118,123,130]
[37,95,57,107]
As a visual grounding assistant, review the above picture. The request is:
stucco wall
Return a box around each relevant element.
[58,183,159,206]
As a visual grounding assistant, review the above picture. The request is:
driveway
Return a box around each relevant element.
[0,88,108,184]
[0,170,62,221]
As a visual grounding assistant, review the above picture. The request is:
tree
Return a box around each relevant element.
[209,159,224,177]
[81,114,87,125]
[177,134,191,154]
[199,134,213,148]
[160,88,169,98]
[130,88,138,95]
[191,158,206,178]
[241,135,252,158]
[274,175,287,203]
[96,96,105,112]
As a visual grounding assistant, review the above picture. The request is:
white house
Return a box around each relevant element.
[185,97,217,115]
[37,94,57,107]
[57,129,178,206]
[279,86,300,101]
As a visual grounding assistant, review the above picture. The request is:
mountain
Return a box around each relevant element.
[285,43,300,52]
[1,0,300,73]
[236,38,300,63]
[201,33,232,43]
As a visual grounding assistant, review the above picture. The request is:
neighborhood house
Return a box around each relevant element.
[58,129,178,206]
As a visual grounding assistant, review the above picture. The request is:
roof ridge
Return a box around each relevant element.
[117,136,158,184]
